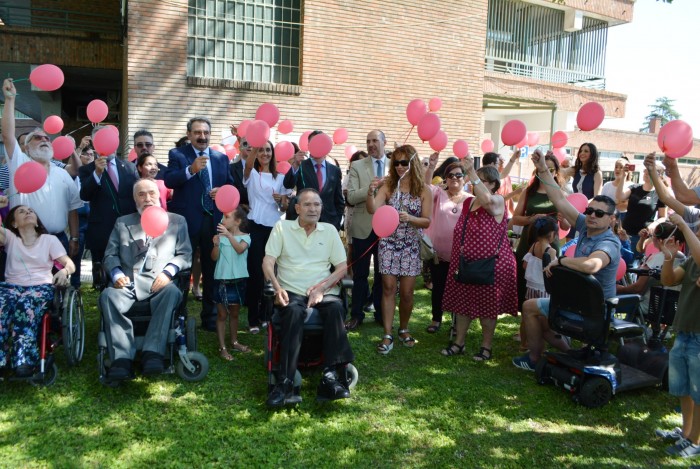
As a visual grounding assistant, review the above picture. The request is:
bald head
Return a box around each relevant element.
[366,130,386,159]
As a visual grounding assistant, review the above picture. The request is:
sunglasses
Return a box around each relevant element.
[583,207,613,218]
[393,160,409,167]
[30,135,50,142]
[446,173,464,179]
[135,142,154,148]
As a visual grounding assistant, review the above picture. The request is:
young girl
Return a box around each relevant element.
[212,206,252,361]
[522,216,558,299]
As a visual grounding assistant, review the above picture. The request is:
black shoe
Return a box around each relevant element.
[107,358,133,381]
[266,378,301,408]
[344,318,362,331]
[14,364,34,378]
[363,303,375,313]
[317,371,350,402]
[141,352,164,376]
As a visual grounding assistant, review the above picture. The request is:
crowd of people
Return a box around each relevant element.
[2,75,700,457]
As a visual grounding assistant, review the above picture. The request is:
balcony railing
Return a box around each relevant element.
[0,4,121,35]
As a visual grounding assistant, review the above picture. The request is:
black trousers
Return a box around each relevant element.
[190,213,216,326]
[429,260,450,323]
[350,233,382,322]
[246,220,273,328]
[278,292,355,382]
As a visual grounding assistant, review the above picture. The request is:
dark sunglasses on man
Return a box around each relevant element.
[583,207,613,218]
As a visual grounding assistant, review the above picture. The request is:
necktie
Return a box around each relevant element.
[199,151,214,211]
[316,163,323,190]
[375,159,382,178]
[107,162,119,191]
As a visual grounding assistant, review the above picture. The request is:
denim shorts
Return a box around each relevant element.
[214,279,246,306]
[535,298,551,317]
[668,332,700,403]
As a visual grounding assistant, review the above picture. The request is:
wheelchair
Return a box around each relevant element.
[263,279,359,396]
[95,265,209,386]
[534,264,671,408]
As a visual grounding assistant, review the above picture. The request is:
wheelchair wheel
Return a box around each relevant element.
[186,317,197,351]
[577,376,612,408]
[30,362,58,387]
[346,363,359,390]
[176,351,209,382]
[62,288,85,366]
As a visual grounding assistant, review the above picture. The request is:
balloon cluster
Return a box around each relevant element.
[405,98,448,152]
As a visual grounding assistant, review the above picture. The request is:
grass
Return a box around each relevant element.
[0,281,691,468]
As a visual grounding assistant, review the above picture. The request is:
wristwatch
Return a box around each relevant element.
[70,237,79,242]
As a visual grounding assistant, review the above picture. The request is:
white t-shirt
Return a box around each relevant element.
[3,230,66,286]
[243,168,291,227]
[601,180,632,205]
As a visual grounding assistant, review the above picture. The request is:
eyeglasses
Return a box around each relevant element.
[393,160,409,167]
[30,135,50,142]
[583,207,613,218]
[135,142,154,148]
[446,173,464,179]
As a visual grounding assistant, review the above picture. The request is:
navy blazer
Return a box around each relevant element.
[283,159,345,230]
[229,159,250,207]
[164,145,234,238]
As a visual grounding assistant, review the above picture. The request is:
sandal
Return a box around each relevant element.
[377,334,394,355]
[426,322,441,334]
[441,342,465,356]
[398,329,416,348]
[231,341,250,353]
[472,347,492,361]
[249,326,260,335]
[219,347,234,361]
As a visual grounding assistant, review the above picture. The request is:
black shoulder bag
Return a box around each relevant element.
[454,201,505,286]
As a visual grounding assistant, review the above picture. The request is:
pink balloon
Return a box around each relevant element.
[551,131,568,149]
[128,148,137,162]
[52,136,75,160]
[333,128,348,145]
[278,119,294,134]
[224,144,236,160]
[417,113,441,142]
[565,244,576,257]
[527,132,540,147]
[238,120,252,138]
[246,120,270,148]
[87,99,109,124]
[552,147,567,164]
[658,120,693,154]
[372,205,400,238]
[558,223,569,241]
[214,185,240,214]
[567,192,588,213]
[452,139,469,159]
[43,115,64,135]
[308,132,334,158]
[666,139,693,159]
[275,141,294,162]
[141,206,169,238]
[616,259,627,282]
[255,102,280,127]
[576,102,605,131]
[645,242,660,256]
[277,161,292,175]
[429,130,448,152]
[211,144,225,153]
[29,64,64,92]
[406,99,428,126]
[298,131,312,152]
[104,125,119,136]
[428,97,442,112]
[515,135,528,149]
[344,145,358,159]
[501,120,527,146]
[480,139,494,153]
[93,127,120,156]
[14,161,48,194]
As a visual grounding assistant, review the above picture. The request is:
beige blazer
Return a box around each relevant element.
[346,156,385,239]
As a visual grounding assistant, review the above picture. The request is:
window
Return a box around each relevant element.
[187,0,302,86]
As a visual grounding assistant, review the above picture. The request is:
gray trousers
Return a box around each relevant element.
[100,282,182,361]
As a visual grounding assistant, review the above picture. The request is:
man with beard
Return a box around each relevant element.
[2,78,82,257]
[165,116,234,331]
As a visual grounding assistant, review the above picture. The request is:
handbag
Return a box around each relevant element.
[419,233,437,264]
[454,201,505,285]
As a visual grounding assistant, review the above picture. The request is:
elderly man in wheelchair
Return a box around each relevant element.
[98,179,192,382]
[262,188,355,408]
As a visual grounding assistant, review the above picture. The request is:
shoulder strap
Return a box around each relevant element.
[459,198,474,247]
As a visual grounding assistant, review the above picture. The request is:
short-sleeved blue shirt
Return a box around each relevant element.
[574,214,621,299]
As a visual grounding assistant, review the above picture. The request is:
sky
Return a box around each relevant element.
[604,0,699,132]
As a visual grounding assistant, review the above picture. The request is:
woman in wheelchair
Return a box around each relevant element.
[0,205,75,377]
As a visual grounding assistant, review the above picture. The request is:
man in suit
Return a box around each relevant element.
[100,179,192,381]
[164,116,234,331]
[283,130,344,230]
[344,130,388,330]
[228,126,250,207]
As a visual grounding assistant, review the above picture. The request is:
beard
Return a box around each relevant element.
[28,144,54,163]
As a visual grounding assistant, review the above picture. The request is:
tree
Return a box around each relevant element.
[639,97,681,132]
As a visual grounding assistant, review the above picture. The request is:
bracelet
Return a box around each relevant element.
[664,256,673,262]
[558,255,566,264]
[70,237,79,242]
[471,179,481,185]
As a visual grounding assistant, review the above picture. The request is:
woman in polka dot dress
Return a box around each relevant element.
[441,156,518,361]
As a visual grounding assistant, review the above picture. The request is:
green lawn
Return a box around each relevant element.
[0,283,691,468]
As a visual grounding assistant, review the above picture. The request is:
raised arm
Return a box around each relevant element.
[593,170,603,196]
[614,167,632,203]
[500,149,519,179]
[463,154,503,218]
[530,150,579,226]
[645,153,688,215]
[425,152,439,185]
[2,79,17,158]
[669,213,700,267]
[663,155,700,206]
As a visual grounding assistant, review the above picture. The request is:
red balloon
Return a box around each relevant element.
[104,125,119,136]
[552,147,567,164]
[657,120,693,154]
[214,184,240,214]
[246,120,270,148]
[501,120,527,146]
[406,99,428,126]
[29,64,64,92]
[308,132,333,158]
[515,135,528,149]
[576,102,605,131]
[87,99,109,124]
[238,120,252,138]
[52,136,75,160]
[372,205,400,238]
[278,119,294,134]
[666,139,693,159]
[275,141,294,162]
[93,127,119,156]
[558,222,569,241]
[211,144,225,153]
[564,244,576,257]
[567,192,588,213]
[141,206,169,238]
[428,97,442,112]
[299,131,312,152]
[43,115,64,135]
[429,130,448,152]
[452,139,469,159]
[255,102,280,127]
[224,144,236,160]
[527,132,540,147]
[344,145,357,159]
[480,139,494,153]
[417,113,441,142]
[14,161,48,194]
[333,128,348,145]
[277,161,292,175]
[551,131,568,149]
[128,148,137,162]
[616,259,627,282]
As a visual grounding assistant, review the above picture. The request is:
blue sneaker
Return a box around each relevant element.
[512,354,536,372]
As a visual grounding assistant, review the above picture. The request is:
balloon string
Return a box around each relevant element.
[402,126,414,145]
[345,237,380,271]
[11,77,28,83]
[66,123,92,136]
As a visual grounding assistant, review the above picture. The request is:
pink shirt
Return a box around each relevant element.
[497,175,513,218]
[426,186,470,261]
[3,231,66,286]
